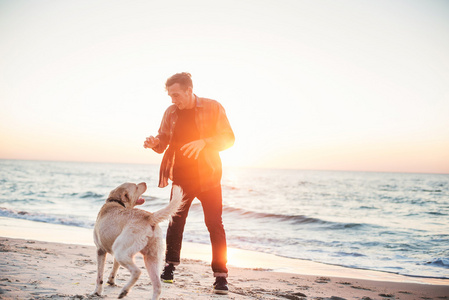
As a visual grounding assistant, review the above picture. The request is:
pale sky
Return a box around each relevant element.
[1,0,448,174]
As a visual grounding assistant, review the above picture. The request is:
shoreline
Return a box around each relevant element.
[0,217,448,286]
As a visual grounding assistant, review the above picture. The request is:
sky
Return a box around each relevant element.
[1,0,448,174]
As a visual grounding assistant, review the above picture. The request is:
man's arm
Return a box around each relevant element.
[143,107,173,154]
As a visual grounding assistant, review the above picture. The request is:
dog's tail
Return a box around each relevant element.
[151,185,185,224]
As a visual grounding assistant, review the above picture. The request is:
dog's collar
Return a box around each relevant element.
[106,198,126,208]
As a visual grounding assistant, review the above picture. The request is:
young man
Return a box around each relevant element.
[143,72,235,294]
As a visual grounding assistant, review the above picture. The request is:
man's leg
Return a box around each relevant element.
[164,187,194,266]
[197,185,228,277]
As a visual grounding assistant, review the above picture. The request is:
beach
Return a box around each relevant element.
[1,218,448,300]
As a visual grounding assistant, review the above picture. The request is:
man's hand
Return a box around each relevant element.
[143,136,160,149]
[181,139,206,160]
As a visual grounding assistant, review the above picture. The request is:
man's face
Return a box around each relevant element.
[167,83,194,110]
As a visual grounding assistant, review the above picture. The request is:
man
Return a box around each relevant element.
[143,72,235,294]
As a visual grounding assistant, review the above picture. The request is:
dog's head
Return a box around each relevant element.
[107,182,147,208]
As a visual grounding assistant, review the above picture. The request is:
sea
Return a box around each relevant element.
[0,159,448,279]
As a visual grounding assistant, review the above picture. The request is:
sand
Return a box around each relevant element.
[0,237,448,300]
[0,217,448,299]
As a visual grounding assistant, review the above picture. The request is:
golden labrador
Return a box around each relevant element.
[92,182,183,299]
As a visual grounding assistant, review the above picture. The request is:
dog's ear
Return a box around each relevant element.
[121,190,130,204]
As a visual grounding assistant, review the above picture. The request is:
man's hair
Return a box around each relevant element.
[165,72,193,91]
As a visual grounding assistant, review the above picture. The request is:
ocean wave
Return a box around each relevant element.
[63,191,105,199]
[427,211,447,216]
[221,206,366,230]
[0,207,94,228]
[223,206,326,225]
[334,251,366,258]
[80,192,104,199]
[425,258,449,268]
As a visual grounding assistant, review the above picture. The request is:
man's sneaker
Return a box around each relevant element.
[161,263,175,283]
[213,276,229,295]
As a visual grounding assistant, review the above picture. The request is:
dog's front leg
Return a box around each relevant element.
[92,248,107,296]
[107,258,120,285]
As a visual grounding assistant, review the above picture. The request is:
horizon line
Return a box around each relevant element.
[1,157,448,176]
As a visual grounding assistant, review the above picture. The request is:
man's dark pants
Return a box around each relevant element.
[165,184,228,277]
